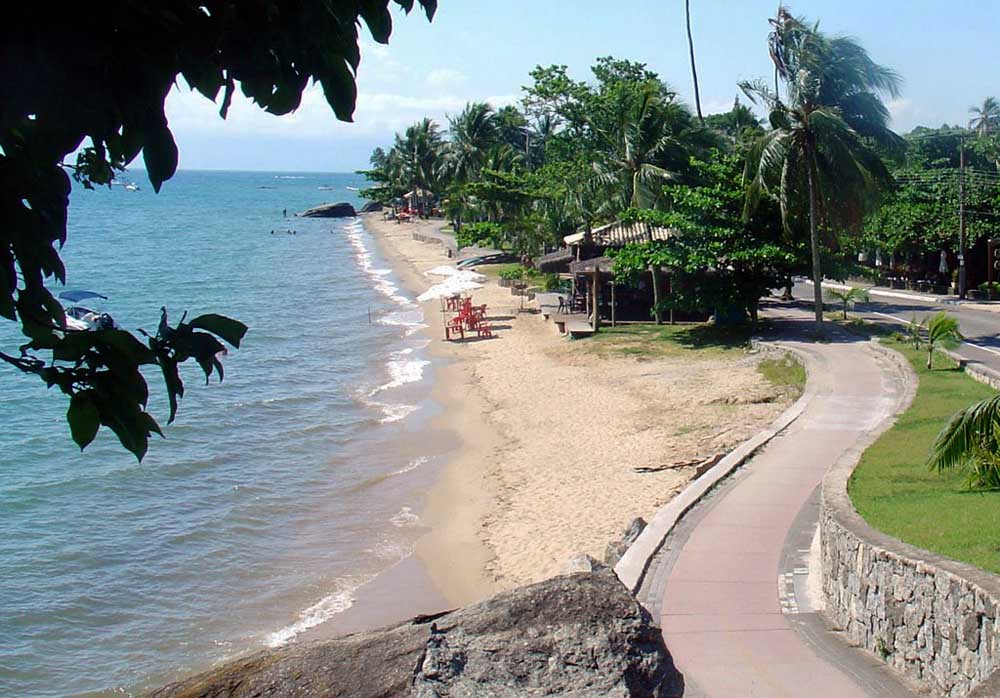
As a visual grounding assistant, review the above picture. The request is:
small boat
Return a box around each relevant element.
[59,290,118,331]
[124,183,140,192]
[346,186,359,191]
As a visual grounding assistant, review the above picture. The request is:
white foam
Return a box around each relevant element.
[391,456,428,476]
[390,506,421,528]
[377,403,419,424]
[265,575,374,647]
[342,223,417,309]
[367,356,430,397]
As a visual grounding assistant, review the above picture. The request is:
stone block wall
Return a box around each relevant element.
[821,511,1000,696]
[821,341,1000,697]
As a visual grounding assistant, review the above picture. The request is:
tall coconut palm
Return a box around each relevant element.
[394,118,444,212]
[685,0,704,126]
[591,85,692,211]
[742,8,902,325]
[969,97,1000,136]
[446,102,499,183]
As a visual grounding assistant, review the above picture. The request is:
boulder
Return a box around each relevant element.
[605,517,648,567]
[298,202,357,218]
[359,201,383,213]
[563,553,606,575]
[148,569,683,698]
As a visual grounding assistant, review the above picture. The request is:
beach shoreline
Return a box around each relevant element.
[353,212,796,608]
[360,213,501,607]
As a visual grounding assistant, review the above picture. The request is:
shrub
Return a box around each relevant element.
[456,221,504,250]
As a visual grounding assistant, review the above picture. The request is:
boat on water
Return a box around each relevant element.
[59,290,118,331]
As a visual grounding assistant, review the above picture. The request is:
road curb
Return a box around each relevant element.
[614,342,816,596]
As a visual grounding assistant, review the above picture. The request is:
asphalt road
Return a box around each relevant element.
[794,280,1000,373]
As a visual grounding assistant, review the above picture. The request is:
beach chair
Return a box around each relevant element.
[445,316,465,340]
[476,322,493,338]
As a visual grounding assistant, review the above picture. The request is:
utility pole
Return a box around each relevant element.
[959,136,967,299]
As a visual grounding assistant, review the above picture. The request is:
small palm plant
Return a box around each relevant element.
[908,312,963,370]
[928,395,1000,490]
[825,287,869,319]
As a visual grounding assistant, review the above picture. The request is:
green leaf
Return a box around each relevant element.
[67,391,101,450]
[143,122,179,193]
[188,314,248,348]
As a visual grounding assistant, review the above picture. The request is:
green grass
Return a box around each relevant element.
[848,339,1000,574]
[581,322,757,360]
[757,355,806,395]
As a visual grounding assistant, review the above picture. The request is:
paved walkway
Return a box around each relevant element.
[655,317,921,696]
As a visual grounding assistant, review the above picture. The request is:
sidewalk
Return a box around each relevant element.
[805,278,1000,313]
[655,314,920,696]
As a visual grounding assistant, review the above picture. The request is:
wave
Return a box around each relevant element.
[390,506,421,528]
[376,402,419,424]
[265,574,374,647]
[367,356,430,397]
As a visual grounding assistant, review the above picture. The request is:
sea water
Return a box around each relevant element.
[0,171,442,695]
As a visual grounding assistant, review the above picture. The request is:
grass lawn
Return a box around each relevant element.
[848,339,1000,574]
[581,322,756,360]
[579,322,805,395]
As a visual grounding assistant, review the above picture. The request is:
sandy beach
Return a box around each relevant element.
[363,213,796,604]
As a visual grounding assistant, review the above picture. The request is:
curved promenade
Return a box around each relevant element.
[655,318,920,696]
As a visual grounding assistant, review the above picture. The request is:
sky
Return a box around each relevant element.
[164,0,1000,172]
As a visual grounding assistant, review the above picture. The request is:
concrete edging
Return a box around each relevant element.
[821,341,1000,697]
[614,342,815,594]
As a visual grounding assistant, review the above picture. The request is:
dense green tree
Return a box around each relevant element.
[742,8,901,325]
[2,1,436,458]
[613,153,795,323]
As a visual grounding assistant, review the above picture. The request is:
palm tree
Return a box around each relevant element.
[446,102,499,183]
[825,286,868,319]
[969,97,1000,136]
[395,118,444,214]
[685,0,704,126]
[928,394,1000,490]
[742,8,902,326]
[591,85,692,211]
[909,312,962,370]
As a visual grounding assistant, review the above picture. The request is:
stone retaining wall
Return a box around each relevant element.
[821,342,1000,697]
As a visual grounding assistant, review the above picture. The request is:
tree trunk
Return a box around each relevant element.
[927,347,933,370]
[685,0,704,126]
[592,268,601,333]
[806,162,824,326]
[650,265,662,325]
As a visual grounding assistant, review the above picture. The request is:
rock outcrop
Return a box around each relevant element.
[298,202,357,218]
[148,569,683,698]
[359,201,383,213]
[605,517,648,567]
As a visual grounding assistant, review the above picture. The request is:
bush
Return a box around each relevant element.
[543,273,562,291]
[498,267,525,281]
[456,221,504,250]
[977,281,1000,294]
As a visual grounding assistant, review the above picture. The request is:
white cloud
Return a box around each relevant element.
[426,68,467,92]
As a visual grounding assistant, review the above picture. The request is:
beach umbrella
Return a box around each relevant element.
[423,266,486,282]
[417,279,484,302]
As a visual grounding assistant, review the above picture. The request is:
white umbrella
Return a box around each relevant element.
[424,266,485,282]
[417,279,484,302]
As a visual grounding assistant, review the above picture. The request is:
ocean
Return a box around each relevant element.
[0,171,444,695]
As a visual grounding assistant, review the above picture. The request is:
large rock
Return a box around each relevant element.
[605,517,648,566]
[148,569,683,697]
[359,201,383,213]
[298,202,357,218]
